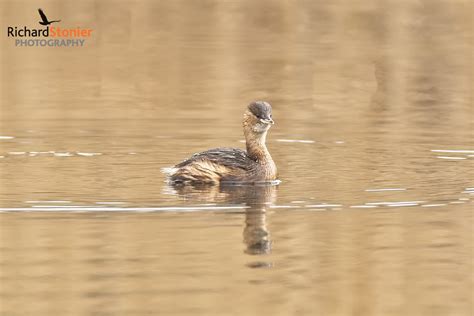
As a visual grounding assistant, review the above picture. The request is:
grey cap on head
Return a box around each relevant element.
[248,101,272,120]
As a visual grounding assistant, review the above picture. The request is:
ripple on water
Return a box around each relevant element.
[305,204,342,208]
[365,188,407,192]
[461,189,474,194]
[431,149,474,160]
[276,139,315,144]
[25,200,72,204]
[431,149,474,153]
[95,202,127,205]
[436,156,467,160]
[0,205,249,213]
[3,151,103,158]
[31,205,87,208]
[77,152,103,157]
[365,201,425,206]
[54,152,74,157]
[386,202,420,207]
[269,205,298,209]
[4,196,471,213]
[350,205,378,209]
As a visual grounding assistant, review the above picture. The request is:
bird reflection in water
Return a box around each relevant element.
[167,183,277,267]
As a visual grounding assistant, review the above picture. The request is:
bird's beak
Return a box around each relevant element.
[260,118,275,125]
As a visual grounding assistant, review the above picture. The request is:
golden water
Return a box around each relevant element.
[0,1,473,315]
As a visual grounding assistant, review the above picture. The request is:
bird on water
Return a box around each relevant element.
[164,101,278,185]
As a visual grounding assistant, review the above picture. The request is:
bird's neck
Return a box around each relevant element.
[245,130,273,165]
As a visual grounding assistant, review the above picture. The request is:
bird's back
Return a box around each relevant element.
[169,147,258,184]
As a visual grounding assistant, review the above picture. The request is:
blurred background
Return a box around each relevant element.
[0,0,473,315]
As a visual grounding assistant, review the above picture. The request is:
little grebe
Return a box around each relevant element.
[166,101,277,184]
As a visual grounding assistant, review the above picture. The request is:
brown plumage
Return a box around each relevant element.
[165,101,277,185]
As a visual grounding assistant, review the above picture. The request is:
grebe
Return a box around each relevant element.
[166,101,277,185]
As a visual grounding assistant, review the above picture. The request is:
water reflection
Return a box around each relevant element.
[169,184,276,259]
[244,207,271,256]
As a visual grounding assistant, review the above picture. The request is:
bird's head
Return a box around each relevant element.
[243,101,274,134]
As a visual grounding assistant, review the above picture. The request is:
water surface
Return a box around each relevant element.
[0,1,473,315]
